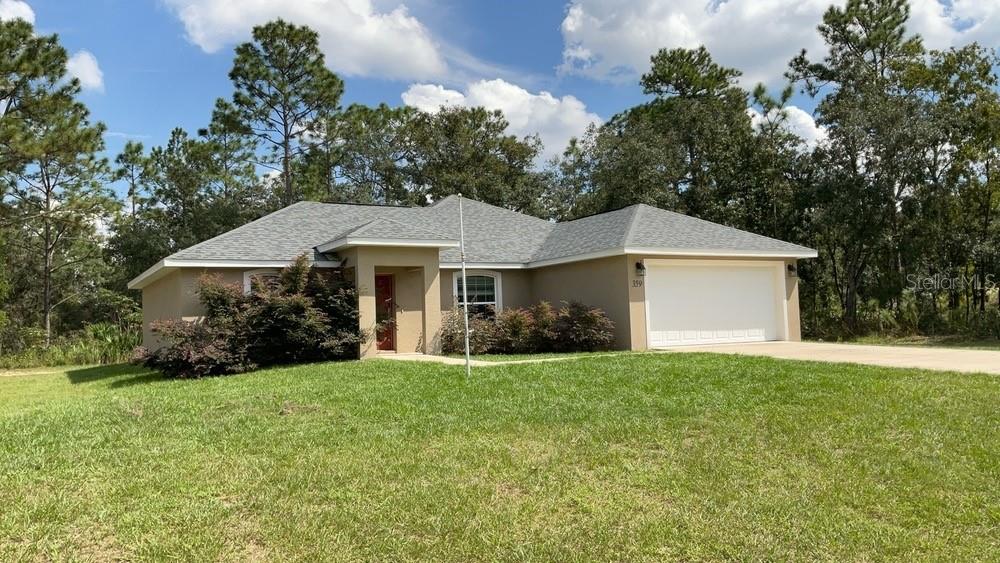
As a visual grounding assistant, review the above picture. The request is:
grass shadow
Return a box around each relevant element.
[67,364,165,387]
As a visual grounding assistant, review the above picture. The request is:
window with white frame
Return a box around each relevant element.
[453,270,502,315]
[243,269,280,294]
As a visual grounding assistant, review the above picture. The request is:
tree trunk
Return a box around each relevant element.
[282,127,293,207]
[843,281,859,333]
[43,194,52,348]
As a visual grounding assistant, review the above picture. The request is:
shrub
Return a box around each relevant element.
[494,308,535,354]
[555,301,616,351]
[441,308,497,355]
[145,318,253,378]
[441,301,615,356]
[529,301,559,352]
[0,320,141,370]
[145,255,363,378]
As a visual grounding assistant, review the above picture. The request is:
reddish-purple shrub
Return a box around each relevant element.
[495,307,535,353]
[145,255,363,378]
[555,301,615,351]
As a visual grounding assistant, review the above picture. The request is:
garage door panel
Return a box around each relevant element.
[646,263,783,347]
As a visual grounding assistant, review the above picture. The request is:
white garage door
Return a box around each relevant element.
[646,261,786,347]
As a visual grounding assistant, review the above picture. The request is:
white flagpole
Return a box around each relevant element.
[458,193,472,377]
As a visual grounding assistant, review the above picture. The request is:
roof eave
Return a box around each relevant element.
[127,258,343,290]
[622,246,818,260]
[441,247,816,271]
[127,259,171,290]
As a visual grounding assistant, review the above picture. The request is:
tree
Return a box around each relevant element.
[408,106,546,214]
[198,98,272,218]
[113,140,147,216]
[229,19,344,207]
[2,67,114,346]
[540,137,593,221]
[547,46,759,223]
[300,103,419,205]
[788,0,930,330]
[107,114,271,293]
[0,18,76,176]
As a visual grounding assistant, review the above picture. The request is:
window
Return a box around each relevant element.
[453,270,502,315]
[243,269,280,294]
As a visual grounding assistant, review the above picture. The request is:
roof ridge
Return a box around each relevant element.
[301,200,416,209]
[555,203,641,225]
[429,195,553,226]
[347,214,453,240]
[621,205,645,247]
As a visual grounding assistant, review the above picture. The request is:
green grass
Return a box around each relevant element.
[448,350,629,362]
[838,334,1000,350]
[1,355,997,561]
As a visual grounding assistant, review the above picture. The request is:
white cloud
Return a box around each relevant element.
[0,0,34,22]
[401,84,466,110]
[402,79,602,159]
[163,0,448,81]
[559,0,1000,87]
[67,50,104,92]
[749,105,827,148]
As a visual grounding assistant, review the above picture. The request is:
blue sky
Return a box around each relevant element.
[15,0,645,162]
[5,0,997,181]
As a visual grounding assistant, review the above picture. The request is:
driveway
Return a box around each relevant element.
[661,341,1000,375]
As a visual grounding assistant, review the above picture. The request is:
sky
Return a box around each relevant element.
[4,0,1000,187]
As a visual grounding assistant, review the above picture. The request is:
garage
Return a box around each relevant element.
[645,260,787,347]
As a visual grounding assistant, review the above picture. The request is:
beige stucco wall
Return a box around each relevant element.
[141,270,181,349]
[785,259,802,341]
[140,253,804,356]
[529,256,634,350]
[343,246,442,359]
[140,268,244,350]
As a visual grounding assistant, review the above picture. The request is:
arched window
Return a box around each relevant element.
[453,270,502,315]
[243,269,280,294]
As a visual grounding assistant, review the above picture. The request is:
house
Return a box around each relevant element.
[128,196,817,358]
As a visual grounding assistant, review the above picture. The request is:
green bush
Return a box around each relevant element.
[0,320,141,370]
[441,301,615,356]
[145,255,363,378]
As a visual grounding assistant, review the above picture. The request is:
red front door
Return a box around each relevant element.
[375,274,395,351]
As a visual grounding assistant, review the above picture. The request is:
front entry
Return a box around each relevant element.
[375,274,396,351]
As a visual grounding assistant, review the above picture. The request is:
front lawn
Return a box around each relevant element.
[1,355,997,560]
[448,350,629,362]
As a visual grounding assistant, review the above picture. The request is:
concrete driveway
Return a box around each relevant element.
[661,341,1000,375]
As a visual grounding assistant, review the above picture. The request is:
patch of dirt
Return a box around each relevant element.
[0,367,67,378]
[68,525,129,562]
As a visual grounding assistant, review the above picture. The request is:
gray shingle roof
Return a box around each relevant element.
[166,196,814,265]
[625,205,814,255]
[533,206,639,262]
[317,216,454,246]
[423,197,554,263]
